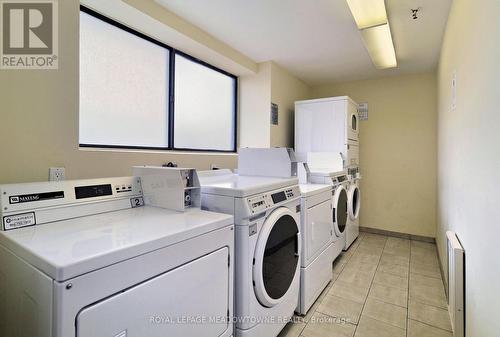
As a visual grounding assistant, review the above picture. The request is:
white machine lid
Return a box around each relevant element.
[199,171,298,198]
[307,152,344,173]
[0,207,233,281]
[309,168,347,178]
[295,96,357,106]
[299,184,332,197]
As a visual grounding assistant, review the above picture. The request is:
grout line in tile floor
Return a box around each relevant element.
[409,318,455,333]
[351,234,385,337]
[279,232,452,337]
[296,319,306,336]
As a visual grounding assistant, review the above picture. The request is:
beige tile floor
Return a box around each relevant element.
[279,232,452,337]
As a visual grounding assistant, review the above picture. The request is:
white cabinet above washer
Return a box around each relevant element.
[295,96,359,159]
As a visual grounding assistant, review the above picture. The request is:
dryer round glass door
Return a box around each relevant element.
[333,186,348,236]
[348,184,360,220]
[351,114,357,131]
[253,207,300,308]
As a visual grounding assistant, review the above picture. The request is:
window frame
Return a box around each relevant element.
[170,50,238,153]
[79,6,238,153]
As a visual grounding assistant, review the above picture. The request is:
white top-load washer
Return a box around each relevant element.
[296,183,334,314]
[307,152,357,251]
[198,169,301,337]
[237,148,334,316]
[308,168,349,258]
[0,168,234,337]
[294,96,362,250]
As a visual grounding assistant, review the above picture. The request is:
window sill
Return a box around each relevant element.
[78,146,238,156]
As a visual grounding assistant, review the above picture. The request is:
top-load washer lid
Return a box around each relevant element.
[307,152,344,173]
[0,207,233,281]
[299,184,331,198]
[308,168,349,186]
[198,170,298,198]
[308,168,347,179]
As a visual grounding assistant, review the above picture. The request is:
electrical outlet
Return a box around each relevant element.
[49,167,65,181]
[210,164,220,170]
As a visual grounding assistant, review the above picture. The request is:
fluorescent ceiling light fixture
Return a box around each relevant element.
[360,23,397,69]
[346,0,397,68]
[346,0,387,29]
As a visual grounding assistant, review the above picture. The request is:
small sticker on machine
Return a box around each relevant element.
[130,197,144,208]
[3,212,36,231]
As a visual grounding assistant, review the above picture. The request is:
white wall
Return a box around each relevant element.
[437,0,500,336]
[239,62,272,148]
[84,0,258,76]
[0,2,311,183]
[311,73,437,238]
[270,63,310,148]
[239,61,311,148]
[0,0,245,184]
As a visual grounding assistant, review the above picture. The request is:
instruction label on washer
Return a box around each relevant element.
[3,212,36,231]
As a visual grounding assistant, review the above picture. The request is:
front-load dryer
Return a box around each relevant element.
[297,183,334,315]
[234,147,334,316]
[198,170,301,337]
[308,169,349,262]
[0,173,234,337]
[346,167,361,249]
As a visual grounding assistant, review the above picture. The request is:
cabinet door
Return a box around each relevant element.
[295,101,345,155]
[76,247,230,337]
[305,199,333,262]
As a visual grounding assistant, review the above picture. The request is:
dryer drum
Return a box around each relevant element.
[253,208,300,308]
[334,188,348,234]
[262,214,299,300]
[348,186,360,220]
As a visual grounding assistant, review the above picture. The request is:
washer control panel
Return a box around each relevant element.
[347,167,360,178]
[331,174,348,185]
[246,185,300,214]
[0,177,142,231]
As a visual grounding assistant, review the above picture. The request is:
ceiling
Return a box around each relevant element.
[156,0,452,85]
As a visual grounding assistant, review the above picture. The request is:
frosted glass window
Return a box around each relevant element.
[80,11,169,148]
[173,54,236,151]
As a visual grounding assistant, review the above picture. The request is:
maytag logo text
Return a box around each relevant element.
[0,0,58,69]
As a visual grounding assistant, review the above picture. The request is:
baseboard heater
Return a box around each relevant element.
[446,231,465,337]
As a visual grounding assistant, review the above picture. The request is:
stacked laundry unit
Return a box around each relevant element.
[295,96,361,250]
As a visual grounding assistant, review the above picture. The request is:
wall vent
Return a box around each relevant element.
[446,231,465,337]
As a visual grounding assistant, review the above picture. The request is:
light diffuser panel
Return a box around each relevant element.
[346,0,388,29]
[360,23,397,69]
